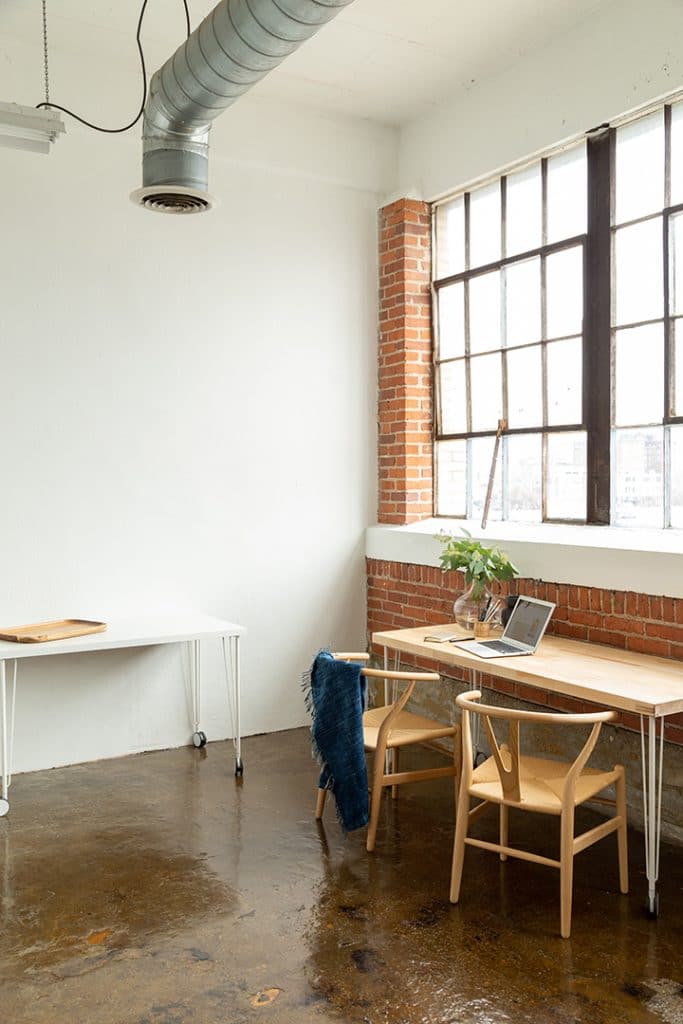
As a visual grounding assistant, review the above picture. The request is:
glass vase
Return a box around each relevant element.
[453,580,491,629]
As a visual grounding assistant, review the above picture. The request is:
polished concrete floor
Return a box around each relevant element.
[2,729,683,1024]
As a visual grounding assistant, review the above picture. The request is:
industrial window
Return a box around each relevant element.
[433,98,683,528]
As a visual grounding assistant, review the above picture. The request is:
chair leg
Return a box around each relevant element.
[449,791,470,903]
[391,748,400,799]
[367,745,387,853]
[499,803,509,861]
[315,788,327,819]
[615,766,629,894]
[560,807,575,939]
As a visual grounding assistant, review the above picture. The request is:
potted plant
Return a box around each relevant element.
[437,530,519,628]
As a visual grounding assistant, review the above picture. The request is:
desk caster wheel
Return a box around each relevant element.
[0,798,9,817]
[192,731,207,748]
[646,894,660,920]
[235,758,244,777]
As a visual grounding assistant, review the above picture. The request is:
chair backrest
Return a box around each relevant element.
[456,690,615,804]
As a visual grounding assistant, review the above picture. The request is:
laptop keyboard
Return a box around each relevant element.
[481,640,518,653]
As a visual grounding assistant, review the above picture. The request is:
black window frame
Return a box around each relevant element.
[432,101,682,527]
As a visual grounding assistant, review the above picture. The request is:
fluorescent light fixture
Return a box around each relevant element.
[0,101,65,154]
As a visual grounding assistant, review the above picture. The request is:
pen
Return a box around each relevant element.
[480,596,492,622]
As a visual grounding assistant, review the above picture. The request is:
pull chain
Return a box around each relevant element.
[41,0,50,105]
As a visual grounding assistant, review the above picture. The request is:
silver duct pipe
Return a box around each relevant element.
[131,0,355,213]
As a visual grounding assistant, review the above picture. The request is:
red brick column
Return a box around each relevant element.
[378,199,433,524]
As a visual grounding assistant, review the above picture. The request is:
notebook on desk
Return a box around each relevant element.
[455,596,555,659]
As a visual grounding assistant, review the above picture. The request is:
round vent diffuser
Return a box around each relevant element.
[130,185,215,214]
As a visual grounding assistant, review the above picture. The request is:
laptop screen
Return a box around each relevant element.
[503,598,554,648]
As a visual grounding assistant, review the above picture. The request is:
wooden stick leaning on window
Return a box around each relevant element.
[481,418,507,530]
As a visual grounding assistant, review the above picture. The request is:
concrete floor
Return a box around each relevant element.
[2,730,683,1024]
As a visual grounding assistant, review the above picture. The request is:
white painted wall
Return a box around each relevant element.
[0,26,397,773]
[6,0,681,778]
[398,0,683,200]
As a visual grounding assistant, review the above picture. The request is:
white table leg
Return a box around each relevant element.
[471,668,483,764]
[189,639,207,749]
[233,635,242,775]
[8,660,17,789]
[640,714,664,916]
[382,646,400,775]
[0,661,9,816]
[222,635,243,776]
[383,647,390,774]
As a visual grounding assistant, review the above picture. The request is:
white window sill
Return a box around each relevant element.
[366,519,683,598]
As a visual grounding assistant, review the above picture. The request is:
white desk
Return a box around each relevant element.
[0,614,246,817]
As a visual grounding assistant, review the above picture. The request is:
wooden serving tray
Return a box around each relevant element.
[0,619,107,644]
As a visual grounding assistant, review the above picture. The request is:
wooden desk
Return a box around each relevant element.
[373,623,683,916]
[0,615,246,819]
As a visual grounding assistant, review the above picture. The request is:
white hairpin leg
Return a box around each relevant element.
[640,714,664,917]
[0,660,16,817]
[471,668,483,765]
[383,647,390,774]
[8,660,17,789]
[189,639,207,749]
[222,634,243,776]
[382,646,400,775]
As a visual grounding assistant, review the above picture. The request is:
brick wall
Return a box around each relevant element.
[377,199,433,524]
[367,557,683,744]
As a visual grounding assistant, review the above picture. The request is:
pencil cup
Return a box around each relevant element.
[474,621,491,639]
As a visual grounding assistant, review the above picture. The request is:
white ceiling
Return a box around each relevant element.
[3,0,613,126]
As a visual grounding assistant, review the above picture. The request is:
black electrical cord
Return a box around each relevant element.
[36,0,191,134]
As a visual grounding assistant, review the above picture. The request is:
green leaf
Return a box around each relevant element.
[436,528,519,584]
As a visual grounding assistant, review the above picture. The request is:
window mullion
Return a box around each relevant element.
[664,424,672,528]
[585,128,613,524]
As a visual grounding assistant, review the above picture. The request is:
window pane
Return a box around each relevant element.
[435,196,464,278]
[546,432,586,520]
[669,212,683,317]
[469,270,501,353]
[670,426,683,528]
[507,345,542,428]
[470,436,502,521]
[505,163,542,257]
[613,427,663,527]
[615,110,664,224]
[614,324,664,426]
[671,102,683,207]
[436,440,466,516]
[675,320,683,417]
[505,257,541,347]
[547,337,582,425]
[507,433,542,522]
[469,182,501,268]
[546,245,583,338]
[547,144,587,243]
[439,360,467,434]
[470,353,503,432]
[614,219,663,326]
[438,282,465,359]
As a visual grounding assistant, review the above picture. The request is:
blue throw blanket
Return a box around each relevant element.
[303,650,369,832]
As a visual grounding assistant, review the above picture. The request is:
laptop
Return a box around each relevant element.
[455,595,556,659]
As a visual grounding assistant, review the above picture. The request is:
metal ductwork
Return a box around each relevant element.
[130,0,354,214]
